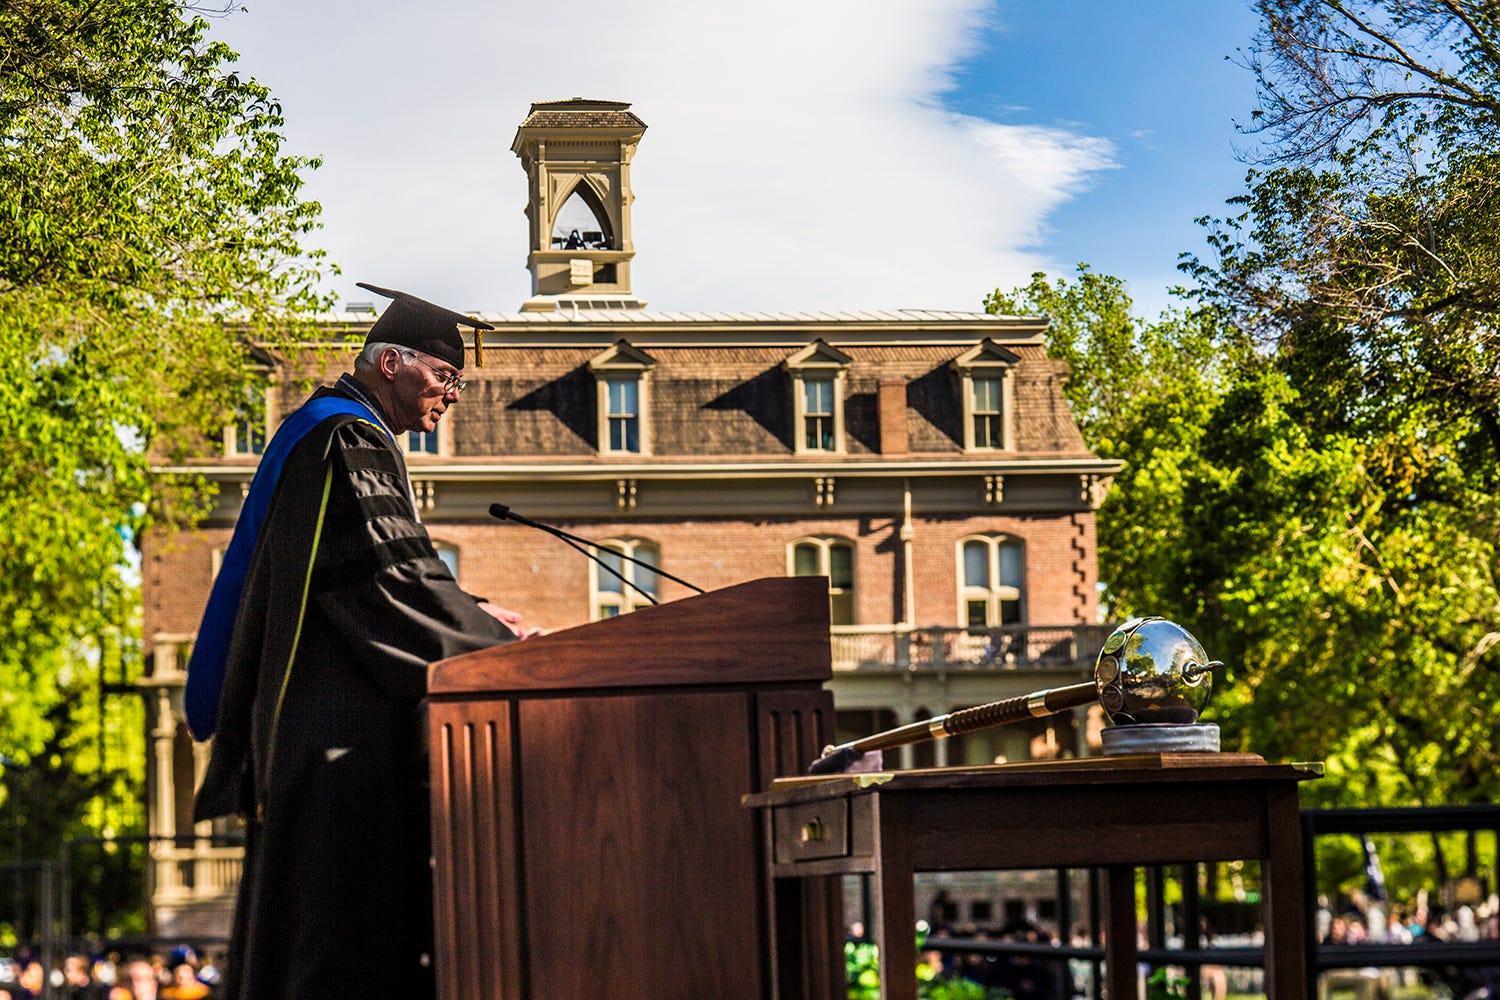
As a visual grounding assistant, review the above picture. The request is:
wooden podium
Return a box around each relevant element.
[424,576,842,1000]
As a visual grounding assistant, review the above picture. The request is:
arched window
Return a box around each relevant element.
[550,184,615,250]
[790,537,856,626]
[591,538,659,619]
[958,536,1024,627]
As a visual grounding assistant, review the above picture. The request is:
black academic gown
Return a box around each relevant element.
[193,385,513,1000]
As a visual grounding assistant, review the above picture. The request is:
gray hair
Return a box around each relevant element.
[355,341,412,371]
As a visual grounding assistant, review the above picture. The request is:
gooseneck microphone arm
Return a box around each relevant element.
[540,522,659,606]
[490,503,658,606]
[488,504,706,606]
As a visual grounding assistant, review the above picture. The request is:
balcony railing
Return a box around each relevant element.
[149,842,245,907]
[830,623,1111,672]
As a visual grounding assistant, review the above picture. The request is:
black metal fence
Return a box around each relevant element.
[3,807,1496,999]
[865,804,1499,1000]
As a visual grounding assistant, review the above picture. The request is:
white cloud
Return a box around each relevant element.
[207,0,1115,313]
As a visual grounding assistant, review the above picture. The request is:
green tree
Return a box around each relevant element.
[0,0,330,875]
[987,261,1500,813]
[1237,0,1500,165]
[1179,0,1500,811]
[987,265,1499,913]
[984,268,1251,620]
[979,0,1500,903]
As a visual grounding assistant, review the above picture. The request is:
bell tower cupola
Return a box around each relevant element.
[512,99,647,312]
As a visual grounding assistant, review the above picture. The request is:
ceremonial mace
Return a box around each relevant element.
[808,616,1224,775]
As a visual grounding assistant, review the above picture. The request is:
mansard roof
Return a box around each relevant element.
[516,99,647,131]
[439,343,1089,459]
[467,308,1041,328]
[317,308,1050,350]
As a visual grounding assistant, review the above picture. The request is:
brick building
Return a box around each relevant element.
[139,99,1119,938]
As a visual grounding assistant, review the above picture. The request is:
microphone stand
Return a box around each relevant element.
[489,503,706,608]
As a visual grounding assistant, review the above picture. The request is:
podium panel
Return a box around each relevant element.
[519,691,761,997]
[426,577,840,1000]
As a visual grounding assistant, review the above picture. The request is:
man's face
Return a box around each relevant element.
[389,350,462,434]
[128,962,156,995]
[64,957,89,985]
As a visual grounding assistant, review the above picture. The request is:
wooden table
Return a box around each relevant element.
[745,753,1321,1000]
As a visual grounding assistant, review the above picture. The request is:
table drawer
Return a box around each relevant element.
[773,799,850,863]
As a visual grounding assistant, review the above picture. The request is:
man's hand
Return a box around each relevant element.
[477,601,544,639]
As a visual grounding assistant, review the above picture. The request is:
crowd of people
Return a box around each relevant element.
[851,888,1500,1000]
[920,919,1067,1000]
[1318,894,1500,1000]
[1319,893,1499,946]
[0,946,220,1000]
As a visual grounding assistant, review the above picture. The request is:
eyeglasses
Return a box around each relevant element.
[405,353,467,395]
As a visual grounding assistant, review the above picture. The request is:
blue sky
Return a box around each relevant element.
[206,1,1267,319]
[956,2,1266,316]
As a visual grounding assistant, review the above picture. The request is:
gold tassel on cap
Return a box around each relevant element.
[473,327,485,367]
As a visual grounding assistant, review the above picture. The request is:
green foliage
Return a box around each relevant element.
[986,271,1498,826]
[0,0,331,870]
[1181,0,1500,811]
[846,940,881,999]
[985,267,1253,621]
[1147,967,1190,1000]
[845,938,1011,1000]
[982,2,1500,824]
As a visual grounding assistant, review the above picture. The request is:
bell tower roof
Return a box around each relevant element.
[515,98,647,131]
[512,99,648,313]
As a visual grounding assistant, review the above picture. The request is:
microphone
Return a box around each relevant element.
[488,503,706,607]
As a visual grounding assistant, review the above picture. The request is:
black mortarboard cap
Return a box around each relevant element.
[356,282,494,369]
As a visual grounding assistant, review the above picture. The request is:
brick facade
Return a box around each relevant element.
[144,509,1100,643]
[135,99,1121,942]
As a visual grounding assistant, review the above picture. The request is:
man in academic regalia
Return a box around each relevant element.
[186,283,531,1000]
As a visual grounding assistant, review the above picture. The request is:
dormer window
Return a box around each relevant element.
[589,340,656,455]
[606,378,639,452]
[402,413,449,457]
[952,339,1020,452]
[784,340,853,455]
[802,378,835,451]
[971,377,1003,448]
